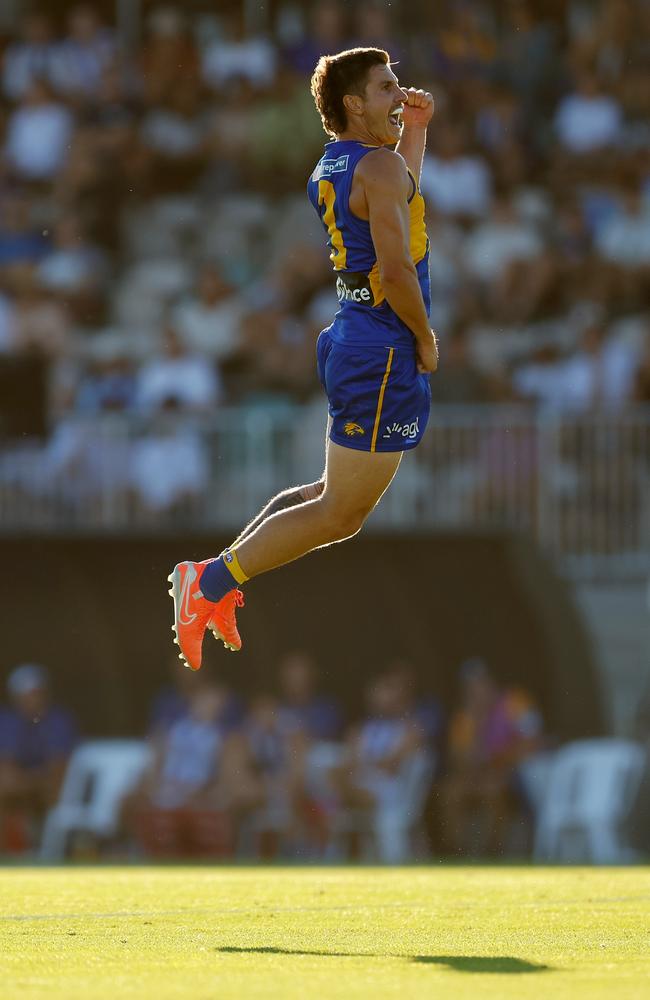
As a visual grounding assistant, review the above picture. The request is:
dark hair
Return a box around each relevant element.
[310,47,390,138]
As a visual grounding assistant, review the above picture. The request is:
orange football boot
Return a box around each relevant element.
[208,588,245,652]
[168,560,244,670]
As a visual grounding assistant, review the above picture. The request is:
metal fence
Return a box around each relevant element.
[2,405,650,580]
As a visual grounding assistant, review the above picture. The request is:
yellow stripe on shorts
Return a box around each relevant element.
[370,348,395,452]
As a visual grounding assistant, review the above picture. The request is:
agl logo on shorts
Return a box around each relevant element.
[382,417,420,440]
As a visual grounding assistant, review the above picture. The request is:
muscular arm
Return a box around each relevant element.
[395,89,434,183]
[396,127,427,184]
[359,148,437,371]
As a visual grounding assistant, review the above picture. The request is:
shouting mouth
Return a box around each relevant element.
[388,107,403,129]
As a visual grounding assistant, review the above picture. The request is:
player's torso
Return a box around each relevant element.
[307,139,430,349]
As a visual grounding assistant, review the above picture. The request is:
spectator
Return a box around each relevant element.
[202,11,276,92]
[129,398,210,517]
[4,78,74,182]
[139,6,200,106]
[440,658,543,856]
[9,267,71,360]
[240,693,304,857]
[132,684,237,858]
[172,263,243,360]
[277,651,342,742]
[282,1,348,77]
[475,83,523,154]
[463,195,543,287]
[140,78,208,193]
[513,343,573,413]
[136,324,220,414]
[554,72,622,154]
[74,334,137,414]
[420,125,491,219]
[148,658,244,739]
[0,664,78,852]
[1,12,59,102]
[0,192,50,269]
[427,2,496,84]
[351,3,400,61]
[595,191,650,269]
[463,195,547,321]
[429,329,493,404]
[384,659,445,753]
[495,0,556,111]
[148,656,213,736]
[341,672,432,862]
[50,4,116,100]
[37,214,108,322]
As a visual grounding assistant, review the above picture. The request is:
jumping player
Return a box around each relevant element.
[168,48,438,670]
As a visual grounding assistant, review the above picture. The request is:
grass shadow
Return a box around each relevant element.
[412,955,550,973]
[217,947,551,972]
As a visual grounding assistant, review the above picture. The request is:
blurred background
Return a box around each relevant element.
[0,0,649,865]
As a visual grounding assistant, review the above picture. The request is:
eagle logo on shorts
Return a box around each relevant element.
[344,422,365,437]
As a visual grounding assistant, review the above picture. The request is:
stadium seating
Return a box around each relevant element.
[533,738,646,863]
[40,739,152,860]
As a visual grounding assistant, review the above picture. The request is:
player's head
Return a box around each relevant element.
[311,47,406,145]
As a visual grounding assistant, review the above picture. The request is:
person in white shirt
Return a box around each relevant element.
[136,324,220,413]
[464,197,543,284]
[596,192,650,267]
[4,79,74,181]
[420,124,491,219]
[554,72,622,154]
[172,264,243,359]
[463,196,547,320]
[202,12,276,91]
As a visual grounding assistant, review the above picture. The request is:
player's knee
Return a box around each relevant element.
[318,497,369,541]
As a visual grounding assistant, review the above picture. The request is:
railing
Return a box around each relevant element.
[2,405,650,580]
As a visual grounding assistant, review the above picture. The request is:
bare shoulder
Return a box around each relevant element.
[355,147,410,191]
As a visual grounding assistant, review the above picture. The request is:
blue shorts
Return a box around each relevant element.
[316,329,431,453]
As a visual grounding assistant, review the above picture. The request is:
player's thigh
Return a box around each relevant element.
[323,438,402,513]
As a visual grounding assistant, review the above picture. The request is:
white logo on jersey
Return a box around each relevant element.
[336,276,372,303]
[313,155,349,181]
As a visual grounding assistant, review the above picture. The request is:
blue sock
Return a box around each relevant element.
[199,549,248,603]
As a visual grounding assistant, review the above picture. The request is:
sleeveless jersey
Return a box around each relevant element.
[307,139,430,349]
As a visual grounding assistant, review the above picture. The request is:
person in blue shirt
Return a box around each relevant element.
[277,651,343,742]
[0,663,78,851]
[169,47,438,670]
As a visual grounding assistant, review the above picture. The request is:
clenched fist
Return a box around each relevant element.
[401,88,434,128]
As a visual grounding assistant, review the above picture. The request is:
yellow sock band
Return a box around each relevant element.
[223,547,249,585]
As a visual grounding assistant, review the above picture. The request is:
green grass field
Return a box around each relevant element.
[1,866,649,999]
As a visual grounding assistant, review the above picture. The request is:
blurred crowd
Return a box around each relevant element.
[0,0,649,471]
[0,653,550,862]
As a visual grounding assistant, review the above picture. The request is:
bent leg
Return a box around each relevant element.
[233,441,402,579]
[232,480,325,546]
[230,415,331,545]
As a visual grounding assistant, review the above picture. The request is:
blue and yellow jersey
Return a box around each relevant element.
[307,139,430,348]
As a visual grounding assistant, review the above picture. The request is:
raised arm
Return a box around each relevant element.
[395,88,434,184]
[359,148,438,372]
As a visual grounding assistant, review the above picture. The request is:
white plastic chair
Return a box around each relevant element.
[534,738,645,863]
[40,739,153,860]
